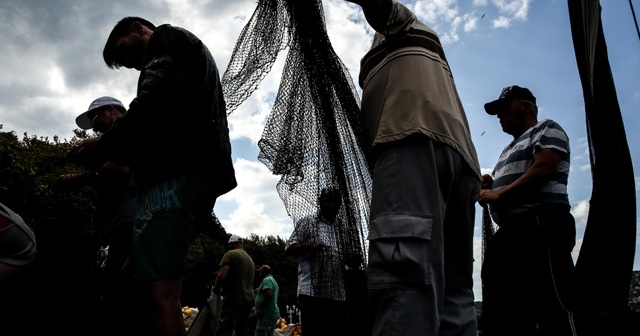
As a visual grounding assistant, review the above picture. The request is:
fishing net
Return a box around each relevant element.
[221,0,371,331]
[481,205,494,266]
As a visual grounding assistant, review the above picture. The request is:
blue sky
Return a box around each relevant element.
[0,0,638,301]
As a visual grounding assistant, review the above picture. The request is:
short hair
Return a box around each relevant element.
[103,16,156,69]
[260,265,273,274]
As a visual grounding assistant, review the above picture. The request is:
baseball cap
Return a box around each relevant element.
[75,96,125,129]
[484,85,536,115]
[228,234,243,244]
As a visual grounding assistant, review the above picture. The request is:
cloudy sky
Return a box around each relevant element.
[1,0,638,301]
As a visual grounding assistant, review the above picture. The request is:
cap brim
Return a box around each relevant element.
[75,111,94,129]
[484,99,507,115]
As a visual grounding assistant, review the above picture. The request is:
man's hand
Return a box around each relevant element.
[479,189,500,205]
[52,171,96,191]
[286,242,328,256]
[478,174,495,206]
[67,137,102,167]
[314,242,329,250]
[481,174,493,190]
[212,285,222,296]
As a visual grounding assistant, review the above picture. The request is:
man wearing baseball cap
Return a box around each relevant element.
[213,234,256,336]
[54,96,136,335]
[479,85,577,335]
[483,85,536,116]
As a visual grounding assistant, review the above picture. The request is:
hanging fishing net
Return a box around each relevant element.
[481,205,494,266]
[221,0,371,331]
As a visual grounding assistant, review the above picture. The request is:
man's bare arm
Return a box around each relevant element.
[479,147,563,204]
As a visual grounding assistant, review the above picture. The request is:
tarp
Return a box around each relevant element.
[567,0,637,332]
[186,294,221,336]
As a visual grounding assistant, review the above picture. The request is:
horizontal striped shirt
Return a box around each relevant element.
[490,119,570,218]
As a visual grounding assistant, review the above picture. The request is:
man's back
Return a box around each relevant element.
[256,274,279,316]
[219,249,255,305]
[356,1,480,181]
[102,24,236,194]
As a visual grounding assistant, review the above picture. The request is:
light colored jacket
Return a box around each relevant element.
[358,1,480,178]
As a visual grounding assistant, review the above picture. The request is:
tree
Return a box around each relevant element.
[0,125,364,331]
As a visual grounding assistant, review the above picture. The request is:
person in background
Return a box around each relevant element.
[54,96,136,335]
[479,85,576,336]
[254,265,280,336]
[0,201,36,283]
[213,234,256,336]
[345,1,481,335]
[71,16,237,336]
[285,187,347,336]
[0,201,37,331]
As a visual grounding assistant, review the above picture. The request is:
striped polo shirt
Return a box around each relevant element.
[489,119,570,219]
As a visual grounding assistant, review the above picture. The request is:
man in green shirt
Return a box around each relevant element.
[255,265,280,336]
[213,234,256,336]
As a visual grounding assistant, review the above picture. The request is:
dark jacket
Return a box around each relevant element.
[101,24,236,196]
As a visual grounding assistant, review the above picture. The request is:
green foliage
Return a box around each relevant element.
[0,128,100,318]
[0,127,300,315]
[182,214,229,308]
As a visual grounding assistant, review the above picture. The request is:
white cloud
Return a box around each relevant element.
[325,0,372,77]
[464,15,479,32]
[574,137,591,159]
[47,67,67,94]
[492,16,511,28]
[217,158,292,239]
[572,237,583,264]
[636,176,640,191]
[492,0,531,21]
[227,63,285,144]
[413,0,460,24]
[411,0,481,44]
[487,0,531,29]
[571,199,590,229]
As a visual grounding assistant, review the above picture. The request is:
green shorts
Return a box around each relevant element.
[131,175,216,280]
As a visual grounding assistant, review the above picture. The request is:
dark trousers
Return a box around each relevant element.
[97,221,135,336]
[481,206,577,336]
[298,294,347,336]
[217,302,253,336]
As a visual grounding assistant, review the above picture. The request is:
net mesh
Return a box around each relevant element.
[481,205,494,266]
[221,0,371,328]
